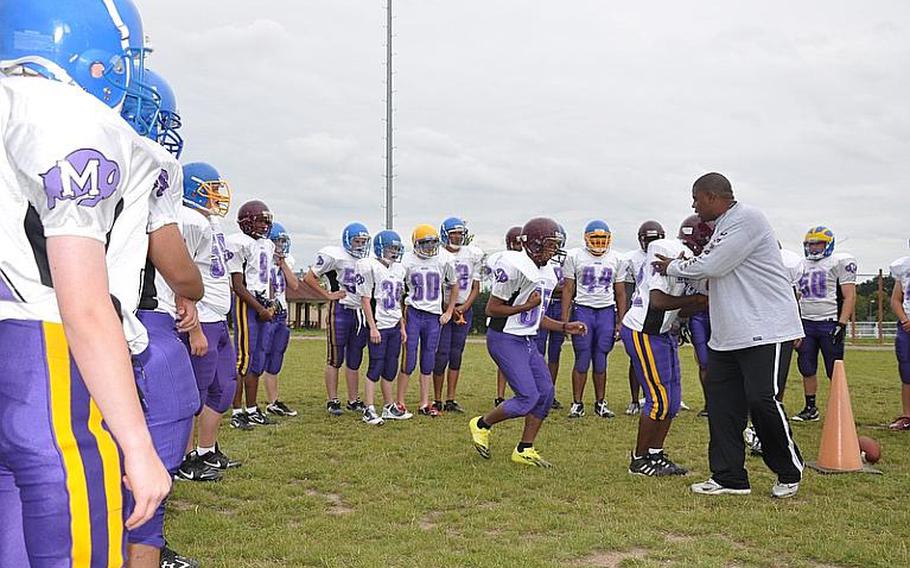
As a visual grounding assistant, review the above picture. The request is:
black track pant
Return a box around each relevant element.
[706,342,804,488]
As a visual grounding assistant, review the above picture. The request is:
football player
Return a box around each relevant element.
[534,224,568,409]
[0,2,171,564]
[621,217,710,476]
[174,162,240,480]
[562,220,628,418]
[469,218,586,467]
[398,224,458,416]
[302,223,372,415]
[889,246,910,430]
[792,226,857,422]
[433,217,485,413]
[261,221,298,418]
[621,221,666,416]
[491,226,524,406]
[227,200,277,428]
[356,230,413,424]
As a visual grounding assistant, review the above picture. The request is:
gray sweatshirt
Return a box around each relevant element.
[667,202,804,351]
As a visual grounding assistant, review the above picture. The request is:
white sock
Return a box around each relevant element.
[232,408,243,416]
[648,448,664,455]
[246,406,258,414]
[197,445,215,456]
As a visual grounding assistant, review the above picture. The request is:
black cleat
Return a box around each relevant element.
[791,406,820,422]
[648,451,688,476]
[229,411,254,431]
[246,407,276,425]
[327,399,344,416]
[175,451,223,482]
[346,398,366,412]
[443,399,464,413]
[266,400,298,417]
[628,452,673,477]
[201,444,242,470]
[551,398,563,410]
[160,543,200,568]
[494,397,505,407]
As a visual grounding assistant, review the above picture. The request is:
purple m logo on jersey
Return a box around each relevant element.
[153,169,170,198]
[40,148,121,210]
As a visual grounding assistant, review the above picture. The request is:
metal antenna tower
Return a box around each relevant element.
[384,0,394,230]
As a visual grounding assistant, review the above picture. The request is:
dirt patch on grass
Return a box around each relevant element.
[305,489,353,515]
[664,533,696,544]
[418,511,443,530]
[573,548,648,567]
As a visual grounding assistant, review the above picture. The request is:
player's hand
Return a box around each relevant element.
[370,328,381,344]
[614,325,621,341]
[793,338,803,349]
[901,319,910,333]
[522,291,542,311]
[652,254,673,275]
[400,329,408,344]
[453,309,467,325]
[564,321,587,336]
[122,447,172,531]
[830,322,847,346]
[327,291,346,301]
[175,298,199,334]
[439,312,452,325]
[454,304,465,317]
[257,307,275,322]
[188,326,209,357]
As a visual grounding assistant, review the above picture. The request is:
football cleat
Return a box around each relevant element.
[159,543,200,568]
[266,400,298,417]
[690,478,751,496]
[791,406,820,422]
[229,411,253,431]
[327,399,344,416]
[418,405,440,417]
[494,397,505,407]
[628,453,672,477]
[888,416,910,430]
[246,407,276,426]
[175,451,222,482]
[469,416,491,459]
[201,445,242,470]
[362,406,384,426]
[551,398,563,410]
[649,451,688,476]
[382,403,413,420]
[444,400,465,413]
[624,401,641,416]
[346,399,366,413]
[567,402,585,418]
[743,426,763,456]
[511,446,552,468]
[771,481,800,499]
[593,400,614,418]
[431,400,444,413]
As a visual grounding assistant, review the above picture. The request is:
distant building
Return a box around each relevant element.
[286,280,330,329]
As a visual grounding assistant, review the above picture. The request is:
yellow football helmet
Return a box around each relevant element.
[412,224,440,258]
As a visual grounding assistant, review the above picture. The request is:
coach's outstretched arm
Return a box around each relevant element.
[657,217,759,280]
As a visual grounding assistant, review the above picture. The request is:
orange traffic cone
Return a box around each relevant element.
[808,360,864,473]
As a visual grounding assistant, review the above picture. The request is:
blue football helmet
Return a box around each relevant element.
[440,216,472,249]
[373,230,404,263]
[114,0,161,136]
[342,223,371,259]
[143,68,183,157]
[0,0,140,108]
[269,222,291,257]
[182,162,231,217]
[584,220,612,255]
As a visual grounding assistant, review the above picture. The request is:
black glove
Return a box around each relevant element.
[830,322,847,346]
[677,321,692,346]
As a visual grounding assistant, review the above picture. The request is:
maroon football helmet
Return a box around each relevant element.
[638,220,665,252]
[678,215,714,255]
[520,217,564,267]
[505,226,523,251]
[238,200,273,239]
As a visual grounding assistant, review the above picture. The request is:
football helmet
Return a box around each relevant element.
[440,217,472,250]
[678,215,714,255]
[113,0,160,136]
[584,220,612,255]
[374,230,404,263]
[182,162,231,216]
[637,220,666,252]
[342,223,371,259]
[551,223,568,265]
[803,226,835,260]
[269,222,290,257]
[144,69,183,157]
[412,224,440,259]
[505,226,523,252]
[521,217,564,267]
[0,0,144,109]
[238,200,273,239]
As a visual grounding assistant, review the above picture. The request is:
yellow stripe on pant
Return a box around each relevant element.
[633,330,669,420]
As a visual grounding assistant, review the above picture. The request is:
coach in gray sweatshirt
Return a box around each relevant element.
[654,172,805,499]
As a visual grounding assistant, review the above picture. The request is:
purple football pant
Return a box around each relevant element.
[367,327,403,382]
[897,326,910,384]
[535,299,565,364]
[0,319,126,567]
[570,304,616,374]
[402,306,442,376]
[0,466,29,565]
[232,294,268,376]
[434,307,474,374]
[689,311,711,368]
[264,314,291,375]
[131,311,198,548]
[183,321,237,413]
[326,301,367,370]
[621,325,681,421]
[487,329,554,419]
[796,319,844,378]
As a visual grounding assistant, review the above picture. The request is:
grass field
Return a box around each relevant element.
[167,339,909,568]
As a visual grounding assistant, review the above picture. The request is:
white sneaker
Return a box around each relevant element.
[624,401,641,416]
[743,426,763,455]
[362,406,385,426]
[594,400,615,418]
[771,481,799,499]
[690,478,751,496]
[382,403,413,420]
[567,402,585,418]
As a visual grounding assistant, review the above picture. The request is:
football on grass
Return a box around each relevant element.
[858,436,881,464]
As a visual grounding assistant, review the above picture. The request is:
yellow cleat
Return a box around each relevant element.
[511,446,552,468]
[469,416,491,459]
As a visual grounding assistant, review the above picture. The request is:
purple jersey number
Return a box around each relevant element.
[581,266,613,294]
[258,251,269,284]
[272,267,286,296]
[799,270,827,299]
[342,268,357,294]
[409,271,441,302]
[519,287,553,327]
[456,263,470,290]
[210,240,226,278]
[380,280,403,310]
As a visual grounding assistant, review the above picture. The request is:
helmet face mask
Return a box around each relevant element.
[414,237,440,259]
[269,222,290,257]
[521,217,564,267]
[637,221,666,252]
[182,162,231,217]
[803,226,835,260]
[678,215,714,255]
[373,230,404,263]
[238,200,272,239]
[505,226,523,251]
[343,223,372,259]
[440,217,471,250]
[583,220,612,256]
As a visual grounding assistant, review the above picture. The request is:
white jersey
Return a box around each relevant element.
[356,257,406,330]
[401,250,456,315]
[310,245,362,310]
[889,256,910,316]
[0,76,158,355]
[226,233,275,297]
[444,245,484,304]
[270,253,295,314]
[564,247,624,308]
[622,249,648,286]
[487,251,558,336]
[623,239,693,335]
[780,249,805,288]
[798,252,857,321]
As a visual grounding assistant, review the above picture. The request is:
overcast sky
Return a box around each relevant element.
[141,1,909,275]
